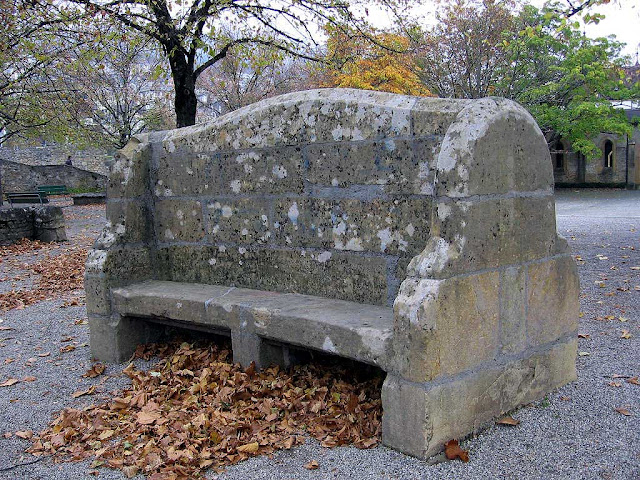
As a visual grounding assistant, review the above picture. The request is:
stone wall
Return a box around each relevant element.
[0,206,66,245]
[87,89,579,460]
[0,159,106,193]
[0,144,112,176]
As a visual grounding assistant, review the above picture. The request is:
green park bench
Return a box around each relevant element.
[37,185,69,197]
[6,192,49,206]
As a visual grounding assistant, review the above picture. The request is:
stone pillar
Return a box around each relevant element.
[85,136,156,362]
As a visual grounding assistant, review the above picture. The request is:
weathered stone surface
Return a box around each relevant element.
[435,98,552,198]
[220,147,305,194]
[154,199,205,243]
[408,195,557,277]
[155,151,213,196]
[527,256,580,346]
[499,266,527,354]
[382,337,577,458]
[88,313,161,362]
[0,158,106,192]
[105,200,150,245]
[155,246,389,306]
[205,199,271,245]
[272,197,432,256]
[392,271,500,382]
[107,138,150,199]
[84,275,111,315]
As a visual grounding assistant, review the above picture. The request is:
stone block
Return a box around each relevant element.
[435,98,552,197]
[231,330,285,369]
[219,147,304,194]
[204,198,271,245]
[499,266,527,354]
[155,151,216,196]
[154,199,205,243]
[392,271,500,382]
[156,246,389,306]
[272,197,431,256]
[84,275,111,315]
[88,313,161,362]
[527,256,580,346]
[410,97,468,137]
[102,248,153,287]
[105,200,151,244]
[382,338,577,458]
[107,140,150,199]
[408,195,557,277]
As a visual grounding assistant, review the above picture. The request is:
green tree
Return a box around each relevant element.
[416,0,640,159]
[502,2,639,159]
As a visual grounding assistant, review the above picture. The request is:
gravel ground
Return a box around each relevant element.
[0,191,638,480]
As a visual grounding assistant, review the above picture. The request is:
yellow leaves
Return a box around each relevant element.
[620,330,632,339]
[323,28,432,97]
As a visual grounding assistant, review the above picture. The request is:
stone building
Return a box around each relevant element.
[552,110,640,188]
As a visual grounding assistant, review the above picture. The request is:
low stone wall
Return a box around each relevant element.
[0,144,112,176]
[0,206,66,245]
[0,159,106,193]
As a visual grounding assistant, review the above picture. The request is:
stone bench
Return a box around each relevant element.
[85,88,579,460]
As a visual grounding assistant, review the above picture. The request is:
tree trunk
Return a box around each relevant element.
[170,55,198,128]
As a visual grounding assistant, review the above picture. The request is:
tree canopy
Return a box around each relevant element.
[416,0,640,159]
[24,0,411,127]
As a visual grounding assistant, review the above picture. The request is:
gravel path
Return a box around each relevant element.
[0,191,638,480]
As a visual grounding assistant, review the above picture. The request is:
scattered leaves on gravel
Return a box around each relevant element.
[496,416,520,426]
[28,341,383,478]
[0,239,87,311]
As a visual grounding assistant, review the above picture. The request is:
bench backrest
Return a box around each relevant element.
[94,89,557,308]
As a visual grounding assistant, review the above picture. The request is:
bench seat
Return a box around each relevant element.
[112,280,394,368]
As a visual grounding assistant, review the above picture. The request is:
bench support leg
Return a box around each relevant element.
[231,330,287,369]
[88,314,161,362]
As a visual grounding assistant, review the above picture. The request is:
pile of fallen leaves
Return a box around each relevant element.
[0,241,87,311]
[29,342,383,479]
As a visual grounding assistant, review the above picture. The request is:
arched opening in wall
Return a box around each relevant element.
[552,140,565,170]
[603,140,614,169]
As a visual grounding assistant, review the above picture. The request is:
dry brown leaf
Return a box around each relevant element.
[626,377,639,385]
[71,386,96,398]
[15,430,33,439]
[608,382,622,387]
[496,416,520,426]
[37,352,50,357]
[578,333,590,339]
[620,330,632,339]
[444,439,469,462]
[0,378,19,387]
[304,460,319,470]
[22,376,36,382]
[0,326,13,331]
[83,363,106,378]
[614,407,632,416]
[237,442,259,453]
[136,410,161,425]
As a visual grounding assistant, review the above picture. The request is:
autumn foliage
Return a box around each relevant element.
[322,27,432,97]
[29,342,384,479]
